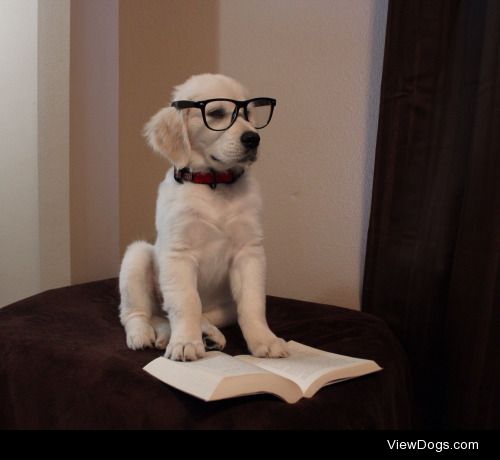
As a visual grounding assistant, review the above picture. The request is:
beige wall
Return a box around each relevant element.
[0,0,40,307]
[1,0,71,308]
[38,0,71,291]
[69,0,219,285]
[118,0,219,253]
[219,0,388,309]
[2,0,387,310]
[70,0,120,284]
[70,0,388,308]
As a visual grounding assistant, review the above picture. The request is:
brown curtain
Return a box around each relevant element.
[363,0,500,429]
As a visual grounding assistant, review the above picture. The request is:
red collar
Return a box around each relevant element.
[174,167,244,189]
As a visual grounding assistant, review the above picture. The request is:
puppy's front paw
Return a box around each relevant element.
[248,336,289,358]
[165,340,205,361]
[125,318,156,350]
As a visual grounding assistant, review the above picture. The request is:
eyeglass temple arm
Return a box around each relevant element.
[171,100,201,109]
[249,98,276,107]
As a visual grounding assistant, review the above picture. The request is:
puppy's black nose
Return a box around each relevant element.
[240,131,260,149]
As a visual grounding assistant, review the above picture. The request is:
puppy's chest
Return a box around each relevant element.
[186,206,256,285]
[188,206,257,253]
[159,182,262,256]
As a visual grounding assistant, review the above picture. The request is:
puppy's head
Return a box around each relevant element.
[144,74,266,171]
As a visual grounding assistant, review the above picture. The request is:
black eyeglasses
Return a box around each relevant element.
[171,97,276,131]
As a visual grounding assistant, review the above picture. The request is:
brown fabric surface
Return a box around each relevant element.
[0,279,411,429]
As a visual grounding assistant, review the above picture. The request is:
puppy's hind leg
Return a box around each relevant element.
[201,305,236,351]
[201,316,226,351]
[151,315,171,350]
[119,241,169,350]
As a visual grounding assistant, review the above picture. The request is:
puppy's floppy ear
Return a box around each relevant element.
[143,107,191,168]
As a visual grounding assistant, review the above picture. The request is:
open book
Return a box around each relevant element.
[143,341,382,403]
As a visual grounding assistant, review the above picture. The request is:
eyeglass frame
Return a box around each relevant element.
[171,97,276,132]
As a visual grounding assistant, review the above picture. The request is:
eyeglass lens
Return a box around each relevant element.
[204,99,272,130]
[204,101,238,130]
[247,99,273,129]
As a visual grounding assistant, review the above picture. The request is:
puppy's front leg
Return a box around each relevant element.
[230,245,288,358]
[159,254,205,361]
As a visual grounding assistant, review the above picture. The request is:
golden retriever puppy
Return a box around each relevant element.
[119,74,288,361]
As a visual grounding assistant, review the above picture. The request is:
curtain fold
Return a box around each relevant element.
[363,0,500,429]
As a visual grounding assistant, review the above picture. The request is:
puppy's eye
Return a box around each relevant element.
[207,109,226,119]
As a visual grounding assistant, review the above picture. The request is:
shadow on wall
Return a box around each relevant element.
[360,1,389,299]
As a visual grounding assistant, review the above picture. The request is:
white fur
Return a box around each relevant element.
[119,74,288,361]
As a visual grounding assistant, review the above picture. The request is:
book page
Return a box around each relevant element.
[184,351,273,377]
[237,341,381,395]
[143,351,272,402]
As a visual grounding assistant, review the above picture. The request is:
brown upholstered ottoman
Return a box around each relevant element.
[0,279,412,429]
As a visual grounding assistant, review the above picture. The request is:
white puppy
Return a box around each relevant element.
[119,74,288,361]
